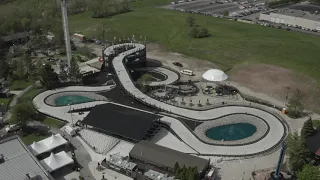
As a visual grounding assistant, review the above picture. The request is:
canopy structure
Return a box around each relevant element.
[202,69,228,82]
[40,151,74,172]
[28,134,68,156]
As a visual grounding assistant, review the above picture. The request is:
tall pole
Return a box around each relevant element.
[61,0,72,72]
[274,142,287,180]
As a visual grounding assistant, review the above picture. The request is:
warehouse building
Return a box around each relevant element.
[0,136,54,180]
[129,141,210,178]
[259,9,320,31]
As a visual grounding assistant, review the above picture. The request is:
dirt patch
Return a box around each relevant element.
[147,43,217,81]
[229,64,320,113]
[146,43,320,114]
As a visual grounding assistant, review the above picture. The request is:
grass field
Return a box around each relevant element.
[42,117,65,128]
[21,133,48,145]
[9,80,33,91]
[68,0,320,83]
[18,87,44,103]
[0,97,12,110]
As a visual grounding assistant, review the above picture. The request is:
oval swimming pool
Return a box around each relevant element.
[55,95,94,106]
[206,123,257,141]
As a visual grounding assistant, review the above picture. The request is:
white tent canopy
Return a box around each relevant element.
[28,134,68,156]
[202,69,228,82]
[40,151,74,172]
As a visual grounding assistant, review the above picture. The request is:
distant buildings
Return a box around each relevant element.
[259,9,320,31]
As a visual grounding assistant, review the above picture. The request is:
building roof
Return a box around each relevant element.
[40,151,74,172]
[82,103,161,141]
[108,153,137,171]
[129,140,209,172]
[1,32,30,42]
[0,136,53,180]
[28,134,68,156]
[144,169,175,180]
[273,9,320,22]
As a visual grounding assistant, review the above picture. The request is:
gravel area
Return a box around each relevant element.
[194,113,269,146]
[45,91,108,106]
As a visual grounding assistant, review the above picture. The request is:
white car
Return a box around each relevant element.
[180,69,193,76]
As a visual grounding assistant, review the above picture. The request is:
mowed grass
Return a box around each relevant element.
[9,80,33,91]
[42,117,65,129]
[21,133,48,145]
[68,0,320,83]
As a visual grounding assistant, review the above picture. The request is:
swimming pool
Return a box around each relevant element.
[206,123,257,141]
[55,95,94,106]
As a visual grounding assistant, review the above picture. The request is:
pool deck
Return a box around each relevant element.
[33,85,115,121]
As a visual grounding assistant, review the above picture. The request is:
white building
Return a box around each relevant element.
[259,9,320,31]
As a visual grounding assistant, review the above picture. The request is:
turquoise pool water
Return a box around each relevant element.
[55,95,94,106]
[206,123,257,141]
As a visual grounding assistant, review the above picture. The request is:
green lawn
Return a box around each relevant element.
[0,97,12,110]
[68,0,320,84]
[18,87,45,103]
[42,117,65,128]
[9,80,33,91]
[21,133,48,145]
[313,120,320,128]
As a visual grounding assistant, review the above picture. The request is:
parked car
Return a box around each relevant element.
[173,62,183,67]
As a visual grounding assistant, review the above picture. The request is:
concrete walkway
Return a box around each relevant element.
[33,85,115,122]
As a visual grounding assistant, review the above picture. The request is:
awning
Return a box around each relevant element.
[40,151,74,172]
[202,69,228,82]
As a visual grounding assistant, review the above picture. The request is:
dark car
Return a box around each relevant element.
[173,62,183,67]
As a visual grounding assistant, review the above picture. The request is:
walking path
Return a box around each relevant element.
[33,85,115,122]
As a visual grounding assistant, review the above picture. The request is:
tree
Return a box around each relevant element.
[223,10,229,17]
[189,27,199,38]
[137,74,153,92]
[287,89,304,118]
[286,132,313,172]
[13,60,27,79]
[69,57,82,82]
[301,118,314,139]
[197,27,210,38]
[297,164,320,180]
[40,64,60,89]
[174,162,180,176]
[186,16,196,27]
[59,63,68,83]
[10,103,35,127]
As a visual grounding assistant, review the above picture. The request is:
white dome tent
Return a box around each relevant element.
[40,151,74,172]
[28,133,68,156]
[30,141,48,155]
[202,69,228,82]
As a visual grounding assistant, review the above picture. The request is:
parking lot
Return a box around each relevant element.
[163,0,268,17]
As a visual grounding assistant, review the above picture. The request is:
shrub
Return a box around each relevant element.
[189,27,210,38]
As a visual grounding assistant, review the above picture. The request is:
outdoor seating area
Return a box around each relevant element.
[78,129,120,154]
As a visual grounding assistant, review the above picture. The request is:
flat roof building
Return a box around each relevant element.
[259,9,320,30]
[129,140,209,176]
[82,103,161,142]
[0,136,54,180]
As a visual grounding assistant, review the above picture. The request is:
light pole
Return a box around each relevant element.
[285,87,291,104]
